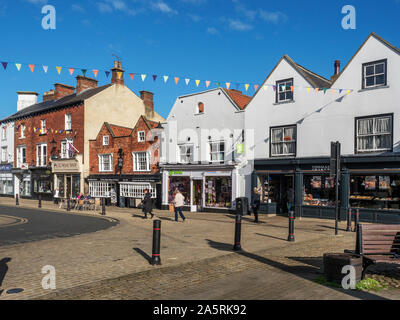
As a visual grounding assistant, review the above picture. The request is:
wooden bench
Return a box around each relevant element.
[345,223,400,279]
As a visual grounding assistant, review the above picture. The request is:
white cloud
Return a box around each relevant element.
[259,10,288,24]
[188,13,202,22]
[227,19,252,31]
[180,0,206,4]
[207,27,219,35]
[151,1,178,15]
[97,2,113,13]
[96,0,139,16]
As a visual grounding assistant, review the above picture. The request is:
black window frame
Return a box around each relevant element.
[269,124,297,158]
[275,78,294,103]
[354,113,393,154]
[362,59,387,90]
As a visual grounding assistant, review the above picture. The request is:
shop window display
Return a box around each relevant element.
[350,175,400,210]
[34,179,52,194]
[303,175,335,207]
[168,177,190,205]
[205,177,232,208]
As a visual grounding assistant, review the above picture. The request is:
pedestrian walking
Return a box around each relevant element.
[53,188,59,205]
[172,188,186,222]
[251,188,261,223]
[142,189,154,219]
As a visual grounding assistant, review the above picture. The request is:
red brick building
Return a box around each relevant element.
[0,61,165,200]
[88,115,163,207]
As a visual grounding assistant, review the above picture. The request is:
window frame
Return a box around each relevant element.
[36,143,48,167]
[1,146,7,162]
[197,102,205,114]
[65,113,72,131]
[137,131,146,142]
[98,154,113,172]
[132,151,150,172]
[362,59,387,89]
[103,135,109,146]
[1,126,6,140]
[16,145,26,168]
[354,113,393,154]
[61,139,74,159]
[209,141,225,163]
[20,124,26,138]
[40,119,47,134]
[275,78,294,103]
[269,124,297,158]
[178,144,194,164]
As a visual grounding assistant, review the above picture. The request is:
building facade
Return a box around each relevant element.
[245,33,400,223]
[160,88,251,212]
[0,120,15,197]
[0,61,165,200]
[88,116,162,207]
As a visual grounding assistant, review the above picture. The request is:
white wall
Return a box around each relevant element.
[0,122,15,164]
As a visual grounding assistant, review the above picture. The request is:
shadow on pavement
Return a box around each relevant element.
[255,233,287,242]
[133,248,151,264]
[206,240,389,300]
[224,215,266,224]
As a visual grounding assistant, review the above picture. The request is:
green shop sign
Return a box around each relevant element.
[169,171,183,176]
[237,144,244,154]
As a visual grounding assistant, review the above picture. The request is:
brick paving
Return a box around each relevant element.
[0,197,399,300]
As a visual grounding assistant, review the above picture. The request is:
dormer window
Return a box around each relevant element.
[197,102,204,114]
[276,79,293,103]
[362,59,387,89]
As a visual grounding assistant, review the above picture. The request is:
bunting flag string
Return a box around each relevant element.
[0,58,355,95]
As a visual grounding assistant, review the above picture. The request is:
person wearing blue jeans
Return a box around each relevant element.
[172,189,186,222]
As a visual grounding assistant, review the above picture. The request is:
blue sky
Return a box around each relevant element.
[0,0,398,120]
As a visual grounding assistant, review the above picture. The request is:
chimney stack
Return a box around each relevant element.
[334,60,340,76]
[140,91,154,110]
[76,75,98,94]
[17,92,39,111]
[54,83,75,100]
[43,90,55,102]
[111,60,124,86]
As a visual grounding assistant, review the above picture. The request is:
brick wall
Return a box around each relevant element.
[14,104,85,166]
[89,117,160,175]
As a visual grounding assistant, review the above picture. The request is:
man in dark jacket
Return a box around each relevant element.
[251,188,261,223]
[142,189,154,219]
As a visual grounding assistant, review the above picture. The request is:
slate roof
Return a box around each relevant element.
[0,84,112,123]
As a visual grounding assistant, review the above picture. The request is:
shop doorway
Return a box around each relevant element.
[192,179,203,212]
[66,176,72,199]
[266,174,294,215]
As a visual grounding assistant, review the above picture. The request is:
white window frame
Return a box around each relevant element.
[1,126,6,140]
[276,78,294,103]
[103,135,109,146]
[65,113,72,130]
[196,102,205,114]
[356,115,392,153]
[363,60,387,89]
[1,147,7,162]
[20,124,25,138]
[178,144,194,164]
[41,119,47,134]
[270,125,296,157]
[36,143,48,167]
[138,131,146,142]
[120,182,157,199]
[61,139,74,159]
[98,154,113,172]
[89,181,116,198]
[132,151,150,172]
[210,141,225,162]
[16,146,26,168]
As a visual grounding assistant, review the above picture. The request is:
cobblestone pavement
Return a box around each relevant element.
[0,197,399,300]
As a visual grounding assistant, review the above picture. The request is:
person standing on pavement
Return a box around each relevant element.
[172,188,186,222]
[142,189,154,219]
[251,187,261,223]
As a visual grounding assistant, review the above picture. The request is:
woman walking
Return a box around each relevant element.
[142,189,154,219]
[172,188,186,222]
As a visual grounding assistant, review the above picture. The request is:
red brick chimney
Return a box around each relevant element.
[111,60,124,86]
[140,91,154,110]
[54,83,75,100]
[330,60,341,82]
[76,75,98,94]
[43,90,55,102]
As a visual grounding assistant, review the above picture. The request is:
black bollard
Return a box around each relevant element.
[38,195,42,208]
[101,198,106,215]
[346,208,352,232]
[150,220,162,265]
[233,214,242,251]
[288,211,295,242]
[16,194,19,206]
[353,209,360,232]
[67,199,71,211]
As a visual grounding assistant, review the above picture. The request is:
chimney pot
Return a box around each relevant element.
[334,60,340,76]
[111,60,124,86]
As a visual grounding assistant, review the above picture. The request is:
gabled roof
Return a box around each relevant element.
[222,89,252,110]
[0,84,112,123]
[105,123,133,137]
[133,115,161,133]
[330,32,400,87]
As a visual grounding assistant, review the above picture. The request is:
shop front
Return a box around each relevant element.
[12,166,32,198]
[161,164,238,213]
[253,155,400,223]
[0,164,13,197]
[31,167,53,200]
[52,158,82,199]
[87,174,161,208]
